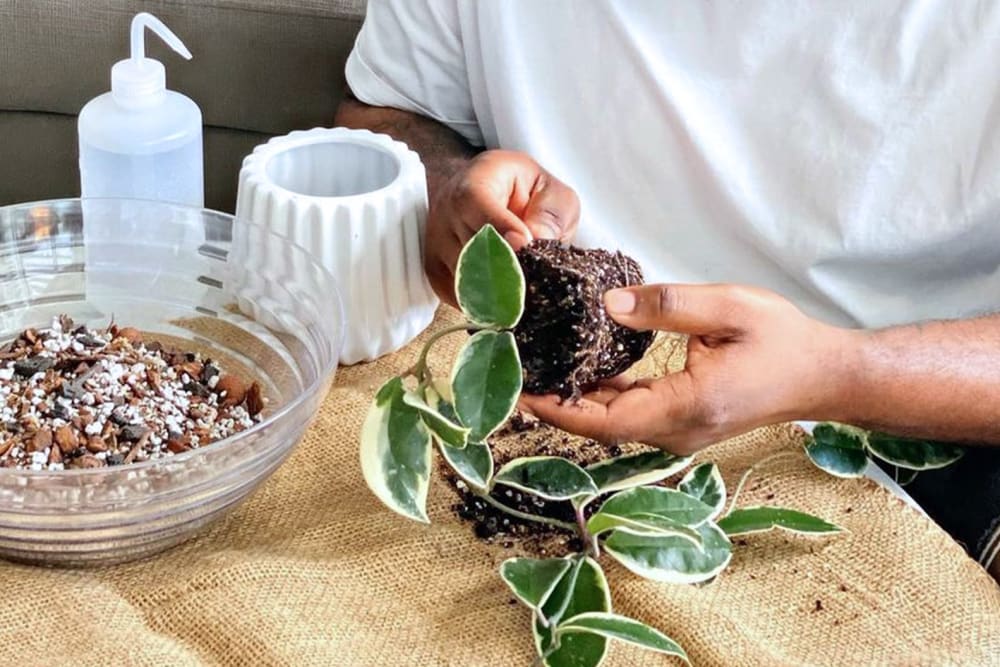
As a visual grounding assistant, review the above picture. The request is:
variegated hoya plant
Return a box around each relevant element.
[361,226,843,667]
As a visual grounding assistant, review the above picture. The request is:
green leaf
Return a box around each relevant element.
[805,423,869,478]
[604,522,732,584]
[678,462,726,520]
[494,456,599,501]
[500,557,573,611]
[717,506,843,537]
[597,487,715,528]
[439,440,494,491]
[426,382,464,424]
[534,558,611,667]
[402,390,471,449]
[425,387,494,489]
[359,378,433,523]
[451,330,522,442]
[585,450,692,494]
[865,432,964,471]
[455,225,526,328]
[543,558,586,629]
[586,512,702,546]
[556,612,689,664]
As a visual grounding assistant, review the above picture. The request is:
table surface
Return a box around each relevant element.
[0,312,997,667]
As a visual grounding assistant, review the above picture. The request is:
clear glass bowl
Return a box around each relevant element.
[0,199,343,567]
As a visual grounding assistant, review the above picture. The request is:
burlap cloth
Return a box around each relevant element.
[1,309,999,667]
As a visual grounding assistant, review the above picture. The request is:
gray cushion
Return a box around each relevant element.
[0,112,271,212]
[2,0,365,133]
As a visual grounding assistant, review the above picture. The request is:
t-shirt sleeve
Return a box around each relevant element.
[345,0,484,146]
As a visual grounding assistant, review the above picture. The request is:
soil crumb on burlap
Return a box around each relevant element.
[443,412,656,557]
[514,240,654,399]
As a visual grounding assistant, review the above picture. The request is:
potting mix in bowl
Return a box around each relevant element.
[0,316,264,471]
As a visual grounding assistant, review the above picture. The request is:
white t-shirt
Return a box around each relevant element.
[346,1,1000,328]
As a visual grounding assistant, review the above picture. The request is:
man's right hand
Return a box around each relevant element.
[425,149,580,303]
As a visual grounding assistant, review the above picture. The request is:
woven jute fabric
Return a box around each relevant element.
[1,309,999,667]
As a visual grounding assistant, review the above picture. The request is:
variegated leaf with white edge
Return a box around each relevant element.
[585,450,693,494]
[439,439,494,491]
[359,377,433,523]
[717,506,843,537]
[455,224,526,328]
[556,612,689,664]
[678,462,726,520]
[865,432,965,471]
[586,512,702,547]
[804,423,869,478]
[597,486,715,528]
[494,456,599,501]
[604,522,733,585]
[402,390,470,449]
[424,387,495,490]
[500,557,573,613]
[534,558,611,667]
[451,330,522,442]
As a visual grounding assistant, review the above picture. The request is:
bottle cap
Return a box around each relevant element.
[111,13,192,108]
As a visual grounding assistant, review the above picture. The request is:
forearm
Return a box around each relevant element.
[831,316,1000,443]
[334,93,478,203]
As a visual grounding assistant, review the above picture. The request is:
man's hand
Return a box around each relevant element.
[426,150,579,303]
[335,98,578,304]
[520,283,857,455]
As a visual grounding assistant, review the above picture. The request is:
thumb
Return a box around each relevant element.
[604,283,755,335]
[521,173,580,242]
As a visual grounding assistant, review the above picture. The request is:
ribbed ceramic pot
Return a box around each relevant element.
[234,128,439,364]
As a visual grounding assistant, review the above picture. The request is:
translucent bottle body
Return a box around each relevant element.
[79,90,204,207]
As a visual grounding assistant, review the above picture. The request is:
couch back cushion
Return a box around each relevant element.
[0,1,365,210]
[1,0,366,134]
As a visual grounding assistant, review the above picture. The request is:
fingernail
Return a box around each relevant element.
[533,223,560,240]
[605,289,636,314]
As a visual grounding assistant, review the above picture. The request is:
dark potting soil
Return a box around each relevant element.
[514,240,655,399]
[445,412,653,557]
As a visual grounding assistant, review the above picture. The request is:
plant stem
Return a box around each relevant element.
[475,490,577,533]
[724,450,801,517]
[575,503,599,558]
[404,323,480,383]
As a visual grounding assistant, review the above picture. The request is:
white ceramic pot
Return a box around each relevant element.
[233,128,439,364]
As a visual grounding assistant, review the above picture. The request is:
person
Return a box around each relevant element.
[335,1,1000,577]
